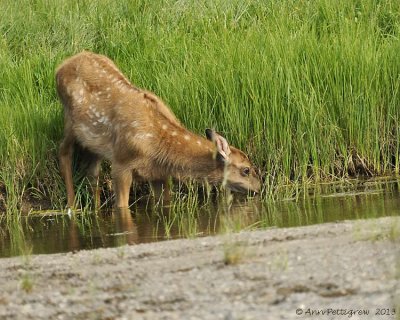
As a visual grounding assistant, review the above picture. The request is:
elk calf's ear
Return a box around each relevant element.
[205,128,231,162]
[205,128,216,144]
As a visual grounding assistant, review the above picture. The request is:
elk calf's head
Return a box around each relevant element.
[205,129,261,194]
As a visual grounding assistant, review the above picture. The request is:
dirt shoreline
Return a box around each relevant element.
[0,217,399,320]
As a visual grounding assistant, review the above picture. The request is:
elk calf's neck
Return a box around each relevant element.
[56,51,261,208]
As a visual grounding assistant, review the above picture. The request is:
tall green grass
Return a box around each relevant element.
[1,0,400,211]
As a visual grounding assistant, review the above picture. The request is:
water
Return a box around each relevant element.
[1,179,400,258]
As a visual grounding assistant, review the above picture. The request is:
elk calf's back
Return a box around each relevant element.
[56,51,261,208]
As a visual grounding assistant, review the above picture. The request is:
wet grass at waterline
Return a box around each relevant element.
[1,179,400,258]
[1,0,400,211]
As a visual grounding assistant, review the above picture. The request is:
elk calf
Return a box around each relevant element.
[56,51,260,208]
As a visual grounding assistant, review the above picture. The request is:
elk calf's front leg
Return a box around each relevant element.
[112,167,133,208]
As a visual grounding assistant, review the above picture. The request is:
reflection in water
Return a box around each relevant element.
[1,179,400,258]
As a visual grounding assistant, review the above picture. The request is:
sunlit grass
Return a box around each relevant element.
[1,0,400,212]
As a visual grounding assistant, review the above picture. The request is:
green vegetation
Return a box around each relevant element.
[223,241,251,265]
[20,272,34,293]
[1,0,400,212]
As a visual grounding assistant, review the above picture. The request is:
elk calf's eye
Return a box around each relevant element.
[242,167,250,176]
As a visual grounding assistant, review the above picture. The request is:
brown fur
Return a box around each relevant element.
[56,51,260,208]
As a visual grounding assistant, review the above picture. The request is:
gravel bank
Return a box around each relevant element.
[0,217,399,320]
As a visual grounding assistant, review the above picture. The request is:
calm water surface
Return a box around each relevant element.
[1,179,399,258]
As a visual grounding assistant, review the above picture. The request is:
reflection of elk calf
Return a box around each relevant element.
[56,51,261,208]
[68,210,138,250]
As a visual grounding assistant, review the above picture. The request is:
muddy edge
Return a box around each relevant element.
[0,216,399,320]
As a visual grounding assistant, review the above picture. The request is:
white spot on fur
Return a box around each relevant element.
[73,90,84,104]
[88,106,103,120]
[131,121,139,128]
[162,124,168,130]
[184,135,190,140]
[171,131,177,136]
[76,124,98,140]
[98,116,109,125]
[197,140,202,145]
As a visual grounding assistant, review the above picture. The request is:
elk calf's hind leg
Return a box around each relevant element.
[59,134,75,208]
